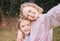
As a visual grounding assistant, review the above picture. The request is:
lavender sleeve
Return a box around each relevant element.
[46,4,60,28]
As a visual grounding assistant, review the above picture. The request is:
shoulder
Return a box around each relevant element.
[38,14,46,20]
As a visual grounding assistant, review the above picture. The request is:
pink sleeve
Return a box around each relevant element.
[47,4,60,27]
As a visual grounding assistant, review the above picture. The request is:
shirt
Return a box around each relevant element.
[24,34,30,41]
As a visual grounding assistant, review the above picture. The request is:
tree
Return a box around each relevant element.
[0,0,3,27]
[0,7,2,26]
[29,0,35,2]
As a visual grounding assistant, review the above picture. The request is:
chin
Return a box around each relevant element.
[29,18,37,21]
[24,31,30,35]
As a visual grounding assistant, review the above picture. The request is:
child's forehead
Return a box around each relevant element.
[20,20,30,25]
[21,20,30,22]
[20,19,30,23]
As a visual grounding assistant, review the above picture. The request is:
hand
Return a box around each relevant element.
[17,30,23,41]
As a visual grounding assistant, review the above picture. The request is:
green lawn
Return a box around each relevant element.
[0,27,60,41]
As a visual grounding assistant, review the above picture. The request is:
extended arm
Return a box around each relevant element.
[47,4,60,28]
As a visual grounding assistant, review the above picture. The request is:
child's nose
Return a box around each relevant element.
[29,13,35,17]
[25,27,30,30]
[31,11,35,14]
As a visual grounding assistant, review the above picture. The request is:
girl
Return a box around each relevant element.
[17,18,31,41]
[18,3,60,41]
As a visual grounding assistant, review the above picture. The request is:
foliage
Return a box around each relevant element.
[34,0,60,13]
[0,0,60,17]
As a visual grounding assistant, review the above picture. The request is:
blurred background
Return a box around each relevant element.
[0,0,60,41]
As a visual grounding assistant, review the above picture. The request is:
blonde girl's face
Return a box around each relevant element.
[22,6,39,20]
[20,20,31,34]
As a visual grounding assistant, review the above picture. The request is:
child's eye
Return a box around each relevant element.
[22,25,25,27]
[27,24,30,26]
[28,10,31,12]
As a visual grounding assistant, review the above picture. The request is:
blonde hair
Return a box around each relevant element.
[20,2,44,14]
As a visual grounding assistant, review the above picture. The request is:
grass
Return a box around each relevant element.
[0,27,60,41]
[0,27,18,41]
[53,27,60,41]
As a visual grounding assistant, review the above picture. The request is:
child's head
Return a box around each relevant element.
[18,18,31,35]
[20,3,44,20]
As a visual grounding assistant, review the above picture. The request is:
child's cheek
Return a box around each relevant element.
[22,13,28,18]
[35,13,38,16]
